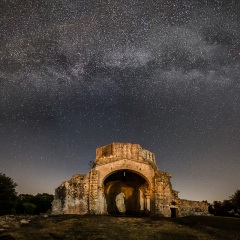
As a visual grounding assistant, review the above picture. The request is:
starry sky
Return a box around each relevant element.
[1,0,240,203]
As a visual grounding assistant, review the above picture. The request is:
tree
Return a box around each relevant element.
[18,194,35,203]
[212,201,223,216]
[16,193,54,215]
[0,173,18,215]
[221,200,234,213]
[16,194,35,214]
[229,189,240,215]
[32,193,54,214]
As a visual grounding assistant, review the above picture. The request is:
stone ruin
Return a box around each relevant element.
[52,142,209,217]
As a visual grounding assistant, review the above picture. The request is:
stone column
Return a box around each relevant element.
[145,195,150,211]
[144,191,151,214]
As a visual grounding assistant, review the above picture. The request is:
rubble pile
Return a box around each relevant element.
[0,215,48,232]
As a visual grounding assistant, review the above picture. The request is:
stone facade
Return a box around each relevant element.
[52,142,209,217]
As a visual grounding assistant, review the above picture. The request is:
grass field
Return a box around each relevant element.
[0,215,239,240]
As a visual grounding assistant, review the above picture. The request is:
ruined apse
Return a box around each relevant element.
[52,142,209,217]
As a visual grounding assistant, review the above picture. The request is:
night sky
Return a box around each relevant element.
[1,0,240,203]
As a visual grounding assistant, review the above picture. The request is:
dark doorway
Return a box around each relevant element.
[104,170,149,216]
[170,208,178,217]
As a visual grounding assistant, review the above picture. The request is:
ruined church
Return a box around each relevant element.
[52,142,209,217]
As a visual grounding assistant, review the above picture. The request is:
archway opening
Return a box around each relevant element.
[103,170,150,216]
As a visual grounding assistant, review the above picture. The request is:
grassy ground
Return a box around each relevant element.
[0,215,239,240]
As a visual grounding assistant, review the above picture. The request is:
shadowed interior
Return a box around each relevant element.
[104,170,149,215]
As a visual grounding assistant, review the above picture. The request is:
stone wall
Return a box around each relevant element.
[52,174,89,214]
[154,170,179,216]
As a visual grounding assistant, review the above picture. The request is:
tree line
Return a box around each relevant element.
[0,173,53,215]
[209,190,240,217]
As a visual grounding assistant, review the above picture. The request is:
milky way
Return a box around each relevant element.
[1,0,240,202]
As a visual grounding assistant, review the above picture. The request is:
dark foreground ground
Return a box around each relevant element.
[0,215,240,240]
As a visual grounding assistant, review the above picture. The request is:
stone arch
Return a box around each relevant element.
[95,158,155,215]
[98,159,155,190]
[102,169,151,215]
[102,168,151,189]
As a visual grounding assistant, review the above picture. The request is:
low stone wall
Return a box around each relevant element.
[178,199,209,217]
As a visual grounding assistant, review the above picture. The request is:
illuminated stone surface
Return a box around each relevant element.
[52,142,209,217]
